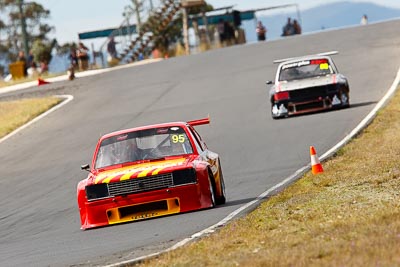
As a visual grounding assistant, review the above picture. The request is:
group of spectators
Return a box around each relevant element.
[255,17,302,42]
[216,18,236,46]
[68,37,120,74]
[282,17,302,36]
[69,42,90,71]
[17,50,48,78]
[257,14,370,42]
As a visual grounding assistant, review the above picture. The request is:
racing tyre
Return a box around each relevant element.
[271,107,287,119]
[271,106,278,120]
[272,114,286,120]
[215,162,226,205]
[341,91,350,108]
[208,174,216,208]
[271,110,281,120]
[271,102,289,119]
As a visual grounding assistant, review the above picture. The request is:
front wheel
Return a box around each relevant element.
[215,163,226,205]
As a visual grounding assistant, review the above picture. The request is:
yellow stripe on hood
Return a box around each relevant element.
[95,158,187,184]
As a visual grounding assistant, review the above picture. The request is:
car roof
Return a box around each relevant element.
[277,55,334,69]
[100,122,188,140]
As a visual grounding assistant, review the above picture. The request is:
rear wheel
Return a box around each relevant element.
[271,104,279,119]
[271,104,288,119]
[341,91,350,108]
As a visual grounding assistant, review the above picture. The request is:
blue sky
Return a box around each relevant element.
[35,0,400,44]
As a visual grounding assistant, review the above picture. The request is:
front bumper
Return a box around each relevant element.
[79,183,210,230]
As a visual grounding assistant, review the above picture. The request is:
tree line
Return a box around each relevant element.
[0,0,73,75]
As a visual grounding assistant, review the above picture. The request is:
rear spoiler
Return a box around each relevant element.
[187,117,210,127]
[273,51,339,64]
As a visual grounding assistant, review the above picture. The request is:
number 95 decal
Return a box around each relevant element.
[171,134,185,143]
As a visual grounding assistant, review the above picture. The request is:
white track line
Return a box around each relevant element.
[320,68,400,161]
[104,67,400,267]
[2,33,396,265]
[0,95,74,144]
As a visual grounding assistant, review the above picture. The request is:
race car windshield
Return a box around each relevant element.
[279,59,334,81]
[95,126,193,169]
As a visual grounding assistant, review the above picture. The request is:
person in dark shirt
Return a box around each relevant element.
[293,19,302,35]
[76,42,89,71]
[282,17,295,36]
[107,37,118,59]
[217,18,226,45]
[256,21,267,41]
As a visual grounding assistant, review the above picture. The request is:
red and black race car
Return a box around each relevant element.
[77,118,226,230]
[267,51,350,119]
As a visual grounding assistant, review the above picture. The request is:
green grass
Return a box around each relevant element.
[135,87,400,267]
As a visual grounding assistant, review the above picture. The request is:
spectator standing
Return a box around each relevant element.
[17,50,26,62]
[282,18,295,36]
[17,50,28,76]
[256,21,267,41]
[360,14,368,25]
[67,47,78,80]
[27,50,34,69]
[76,42,89,71]
[26,50,38,77]
[107,36,118,60]
[69,47,78,69]
[217,19,226,46]
[293,19,302,35]
[224,21,235,45]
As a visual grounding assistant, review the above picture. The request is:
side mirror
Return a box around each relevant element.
[266,80,273,85]
[81,164,90,172]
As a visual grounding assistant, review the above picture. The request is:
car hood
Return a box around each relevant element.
[92,156,195,184]
[277,75,338,92]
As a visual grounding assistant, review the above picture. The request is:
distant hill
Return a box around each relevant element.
[243,1,400,42]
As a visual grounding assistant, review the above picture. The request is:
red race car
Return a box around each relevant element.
[77,117,226,230]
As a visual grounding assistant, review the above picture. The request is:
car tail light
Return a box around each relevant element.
[310,59,328,65]
[274,91,289,101]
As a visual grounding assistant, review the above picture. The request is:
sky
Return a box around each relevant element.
[34,0,400,45]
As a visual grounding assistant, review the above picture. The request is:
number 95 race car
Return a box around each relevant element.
[77,117,226,230]
[267,51,350,119]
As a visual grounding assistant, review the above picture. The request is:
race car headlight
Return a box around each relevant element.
[85,184,110,201]
[172,168,197,186]
[274,91,289,101]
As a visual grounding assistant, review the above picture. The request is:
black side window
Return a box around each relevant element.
[188,126,204,152]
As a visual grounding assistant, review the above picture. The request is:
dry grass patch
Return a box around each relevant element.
[0,97,61,138]
[135,88,400,267]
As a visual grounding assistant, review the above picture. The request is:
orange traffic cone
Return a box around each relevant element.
[310,146,323,174]
[38,78,50,86]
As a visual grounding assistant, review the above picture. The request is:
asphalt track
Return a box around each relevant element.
[1,20,400,267]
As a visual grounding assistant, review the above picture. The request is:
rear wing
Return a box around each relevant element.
[187,117,210,127]
[273,51,339,64]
